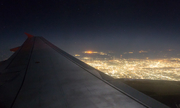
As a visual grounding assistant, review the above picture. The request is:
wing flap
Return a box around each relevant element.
[0,37,35,108]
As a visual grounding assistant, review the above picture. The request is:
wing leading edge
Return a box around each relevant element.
[0,35,169,108]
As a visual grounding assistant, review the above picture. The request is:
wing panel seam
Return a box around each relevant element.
[10,37,36,108]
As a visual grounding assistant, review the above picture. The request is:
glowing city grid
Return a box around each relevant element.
[75,51,180,81]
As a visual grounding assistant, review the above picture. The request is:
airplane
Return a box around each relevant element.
[0,33,169,108]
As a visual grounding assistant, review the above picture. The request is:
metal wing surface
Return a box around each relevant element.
[0,35,169,108]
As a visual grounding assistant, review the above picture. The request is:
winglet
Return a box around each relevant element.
[10,46,20,52]
[25,32,34,38]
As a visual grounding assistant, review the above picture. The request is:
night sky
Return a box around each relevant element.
[1,0,180,60]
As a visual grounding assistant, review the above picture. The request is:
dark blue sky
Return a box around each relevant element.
[1,0,180,60]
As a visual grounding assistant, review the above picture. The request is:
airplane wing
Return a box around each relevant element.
[0,34,169,108]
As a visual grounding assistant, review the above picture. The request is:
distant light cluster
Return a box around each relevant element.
[80,57,180,81]
[83,51,107,55]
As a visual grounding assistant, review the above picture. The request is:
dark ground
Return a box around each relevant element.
[119,79,180,108]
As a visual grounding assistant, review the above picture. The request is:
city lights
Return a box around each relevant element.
[77,51,180,81]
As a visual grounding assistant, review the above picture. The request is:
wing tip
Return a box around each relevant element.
[25,32,34,38]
